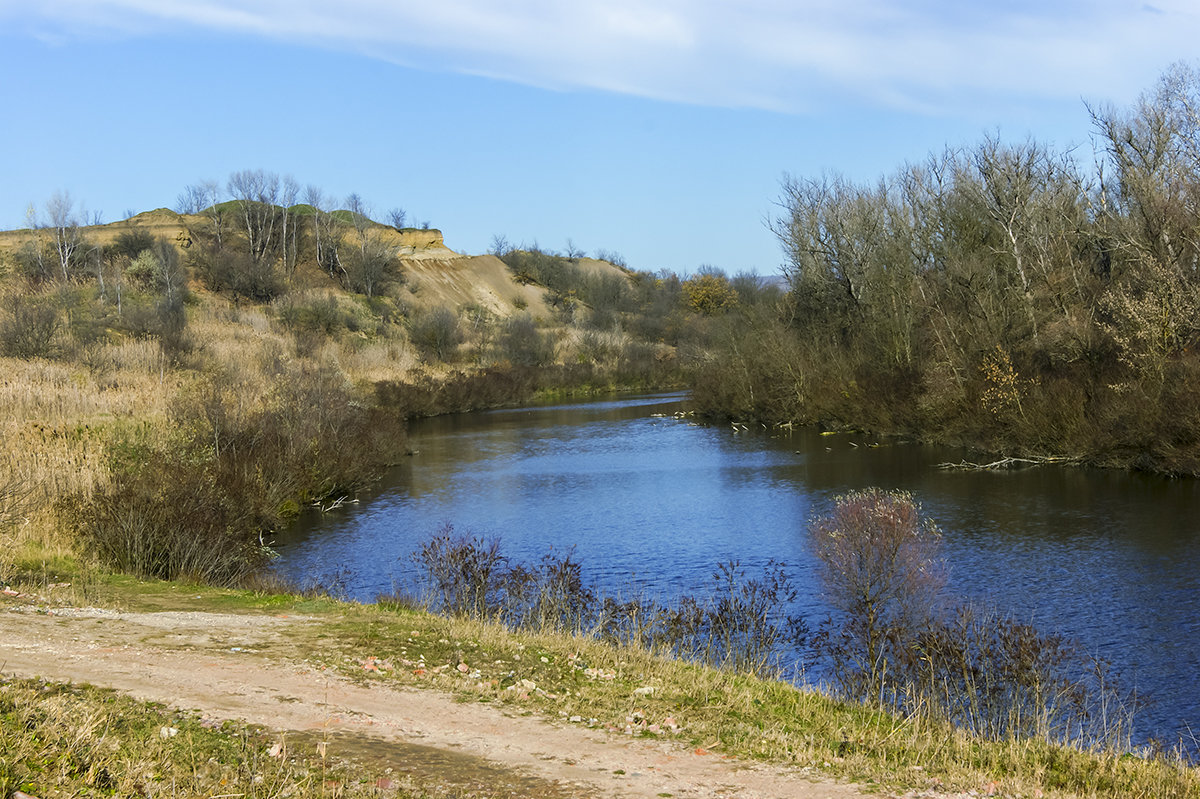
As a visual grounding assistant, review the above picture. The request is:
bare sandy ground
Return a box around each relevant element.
[0,603,874,799]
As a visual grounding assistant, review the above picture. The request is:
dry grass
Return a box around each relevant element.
[0,355,154,503]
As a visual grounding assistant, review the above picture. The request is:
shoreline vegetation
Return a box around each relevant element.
[3,64,1200,799]
[690,63,1200,478]
[2,539,1199,799]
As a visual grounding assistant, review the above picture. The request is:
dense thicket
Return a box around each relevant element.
[693,64,1200,474]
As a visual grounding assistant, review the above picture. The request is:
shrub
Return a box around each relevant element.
[682,272,739,315]
[898,604,1133,745]
[73,366,408,585]
[0,294,59,359]
[68,452,269,585]
[109,228,155,260]
[498,314,555,367]
[409,532,807,678]
[652,561,808,678]
[275,293,349,338]
[410,307,461,361]
[809,487,1134,747]
[412,528,509,618]
[810,488,944,704]
[190,244,283,302]
[375,367,541,416]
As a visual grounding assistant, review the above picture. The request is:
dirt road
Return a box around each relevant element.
[0,603,872,799]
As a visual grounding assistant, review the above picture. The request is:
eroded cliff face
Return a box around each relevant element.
[392,227,447,254]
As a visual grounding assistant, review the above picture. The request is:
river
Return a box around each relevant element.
[273,391,1200,751]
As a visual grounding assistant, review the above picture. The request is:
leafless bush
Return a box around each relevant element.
[810,488,944,703]
[410,307,462,361]
[810,488,1135,747]
[0,294,60,359]
[412,527,509,618]
[67,454,269,585]
[409,533,806,678]
[653,561,808,678]
[886,604,1136,747]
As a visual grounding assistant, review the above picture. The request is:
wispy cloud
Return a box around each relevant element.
[3,0,1196,112]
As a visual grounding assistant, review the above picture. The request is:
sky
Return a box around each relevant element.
[0,1,1196,276]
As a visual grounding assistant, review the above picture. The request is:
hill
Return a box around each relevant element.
[0,208,630,319]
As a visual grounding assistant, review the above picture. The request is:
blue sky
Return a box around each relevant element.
[0,1,1195,275]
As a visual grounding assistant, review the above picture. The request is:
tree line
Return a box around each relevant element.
[692,63,1200,474]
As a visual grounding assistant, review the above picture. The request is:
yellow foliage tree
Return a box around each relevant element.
[682,273,739,315]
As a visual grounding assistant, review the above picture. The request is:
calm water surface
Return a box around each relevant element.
[274,391,1200,748]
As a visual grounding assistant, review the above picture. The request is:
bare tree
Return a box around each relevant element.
[344,230,399,297]
[489,234,513,257]
[1090,63,1200,382]
[179,180,228,250]
[45,190,85,281]
[21,203,51,280]
[176,184,207,215]
[387,207,407,230]
[344,192,373,253]
[305,185,342,277]
[280,175,300,277]
[228,169,281,263]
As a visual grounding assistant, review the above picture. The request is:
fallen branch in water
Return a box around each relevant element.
[937,455,1080,471]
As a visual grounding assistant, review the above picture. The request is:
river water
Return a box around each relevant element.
[273,391,1200,750]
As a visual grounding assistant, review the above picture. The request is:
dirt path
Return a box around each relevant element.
[0,604,871,799]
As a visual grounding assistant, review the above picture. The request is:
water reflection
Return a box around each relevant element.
[274,391,1200,748]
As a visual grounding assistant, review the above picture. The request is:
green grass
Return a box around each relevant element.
[0,676,433,799]
[4,561,1199,799]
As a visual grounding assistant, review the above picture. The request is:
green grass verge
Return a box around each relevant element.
[3,559,1199,799]
[0,676,436,799]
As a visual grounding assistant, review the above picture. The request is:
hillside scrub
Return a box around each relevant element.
[692,64,1200,475]
[0,176,699,585]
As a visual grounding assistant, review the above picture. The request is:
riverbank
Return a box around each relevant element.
[2,560,1197,799]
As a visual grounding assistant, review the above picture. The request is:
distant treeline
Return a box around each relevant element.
[692,64,1200,474]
